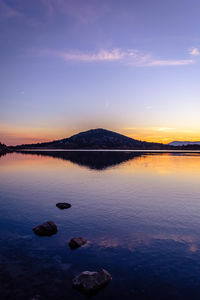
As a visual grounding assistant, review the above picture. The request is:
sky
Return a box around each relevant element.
[1,0,200,145]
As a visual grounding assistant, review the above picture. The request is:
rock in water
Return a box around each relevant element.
[56,202,71,209]
[33,221,58,236]
[69,237,87,249]
[73,269,112,294]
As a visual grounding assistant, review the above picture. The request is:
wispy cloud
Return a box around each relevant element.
[0,1,22,20]
[124,127,194,134]
[34,48,195,67]
[39,48,126,62]
[0,0,109,25]
[189,47,200,56]
[156,127,175,132]
[123,127,193,133]
[145,59,194,66]
[124,127,175,132]
[40,0,109,24]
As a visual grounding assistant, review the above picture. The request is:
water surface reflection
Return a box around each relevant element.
[0,151,200,299]
[17,150,143,170]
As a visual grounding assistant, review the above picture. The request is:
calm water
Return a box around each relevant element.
[1,151,200,299]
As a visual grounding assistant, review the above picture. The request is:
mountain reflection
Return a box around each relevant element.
[0,152,7,158]
[17,150,143,170]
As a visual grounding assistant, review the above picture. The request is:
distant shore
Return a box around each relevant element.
[15,148,200,153]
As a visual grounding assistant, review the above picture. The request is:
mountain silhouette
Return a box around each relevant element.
[14,128,169,150]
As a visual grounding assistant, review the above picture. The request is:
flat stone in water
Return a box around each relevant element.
[56,202,71,209]
[73,268,112,294]
[33,221,58,236]
[69,237,87,249]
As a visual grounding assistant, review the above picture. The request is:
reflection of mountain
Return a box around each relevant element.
[0,142,9,157]
[0,152,7,158]
[18,150,143,170]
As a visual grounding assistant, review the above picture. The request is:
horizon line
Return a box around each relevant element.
[1,127,200,147]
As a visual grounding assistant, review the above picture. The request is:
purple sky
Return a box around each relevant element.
[1,0,200,145]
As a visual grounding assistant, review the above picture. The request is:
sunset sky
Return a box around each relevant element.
[1,0,200,145]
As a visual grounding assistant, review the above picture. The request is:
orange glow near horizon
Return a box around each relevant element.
[0,126,74,146]
[0,126,199,146]
[121,127,200,144]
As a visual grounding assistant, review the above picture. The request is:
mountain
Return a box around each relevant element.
[14,128,170,150]
[169,141,200,146]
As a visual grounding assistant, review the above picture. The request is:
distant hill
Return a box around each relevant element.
[14,128,170,150]
[10,129,200,150]
[169,141,200,146]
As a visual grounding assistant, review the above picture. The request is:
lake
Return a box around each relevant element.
[1,151,200,299]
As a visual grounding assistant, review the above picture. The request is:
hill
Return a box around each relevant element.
[169,141,200,146]
[14,128,170,150]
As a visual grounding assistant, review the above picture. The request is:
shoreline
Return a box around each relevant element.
[14,149,200,153]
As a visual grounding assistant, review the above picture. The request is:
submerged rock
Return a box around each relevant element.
[73,268,112,294]
[33,221,58,236]
[56,202,71,209]
[69,237,87,249]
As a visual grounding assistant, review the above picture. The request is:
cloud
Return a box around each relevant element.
[124,127,193,133]
[40,0,109,24]
[34,48,195,67]
[156,127,175,132]
[40,48,126,62]
[189,47,200,56]
[145,59,194,66]
[0,0,109,25]
[124,127,175,132]
[0,1,22,19]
